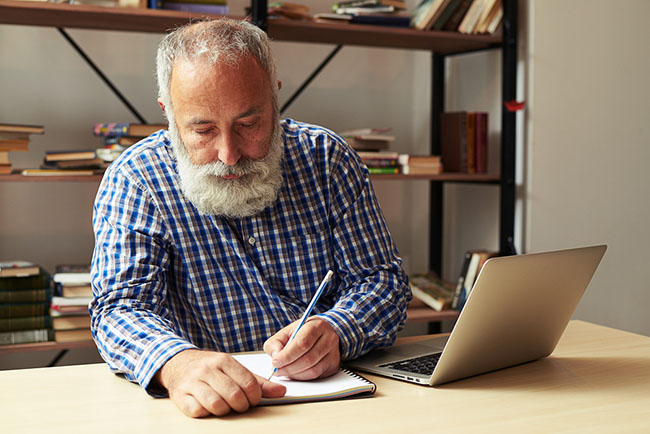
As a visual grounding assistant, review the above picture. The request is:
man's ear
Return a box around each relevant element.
[277,80,282,90]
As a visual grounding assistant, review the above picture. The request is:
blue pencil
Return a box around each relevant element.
[267,270,335,380]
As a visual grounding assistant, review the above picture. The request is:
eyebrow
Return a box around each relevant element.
[187,107,264,127]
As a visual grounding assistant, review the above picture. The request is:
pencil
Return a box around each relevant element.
[267,270,335,381]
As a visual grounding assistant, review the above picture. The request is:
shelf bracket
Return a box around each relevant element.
[57,28,148,124]
[280,45,343,115]
[251,0,268,31]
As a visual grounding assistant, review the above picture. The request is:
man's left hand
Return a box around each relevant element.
[263,317,340,380]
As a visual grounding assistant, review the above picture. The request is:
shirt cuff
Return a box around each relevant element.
[135,337,198,398]
[316,310,366,360]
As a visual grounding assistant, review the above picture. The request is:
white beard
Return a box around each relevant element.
[169,122,284,218]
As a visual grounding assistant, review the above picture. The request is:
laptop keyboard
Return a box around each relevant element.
[379,352,442,375]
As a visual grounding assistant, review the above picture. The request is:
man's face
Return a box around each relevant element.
[164,56,284,218]
[169,56,275,168]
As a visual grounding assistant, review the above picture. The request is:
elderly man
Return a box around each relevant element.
[90,18,410,418]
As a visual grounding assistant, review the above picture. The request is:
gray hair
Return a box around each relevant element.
[156,18,279,119]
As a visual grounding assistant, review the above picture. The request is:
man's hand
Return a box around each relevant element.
[263,317,341,380]
[154,349,286,418]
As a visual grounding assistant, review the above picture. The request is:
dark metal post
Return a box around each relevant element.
[57,28,147,124]
[430,52,445,274]
[251,0,268,31]
[500,0,517,256]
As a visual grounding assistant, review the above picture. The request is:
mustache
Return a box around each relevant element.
[192,158,267,178]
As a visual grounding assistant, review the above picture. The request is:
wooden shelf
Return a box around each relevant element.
[0,173,103,182]
[0,339,96,354]
[371,173,500,182]
[0,172,499,183]
[0,0,501,53]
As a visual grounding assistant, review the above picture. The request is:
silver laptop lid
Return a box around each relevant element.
[430,245,607,385]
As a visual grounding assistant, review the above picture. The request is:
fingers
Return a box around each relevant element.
[263,323,292,357]
[158,349,267,418]
[266,318,341,380]
[256,374,287,398]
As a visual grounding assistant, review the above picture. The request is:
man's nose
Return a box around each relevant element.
[216,130,241,166]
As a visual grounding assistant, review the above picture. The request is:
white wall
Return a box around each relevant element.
[525,0,650,336]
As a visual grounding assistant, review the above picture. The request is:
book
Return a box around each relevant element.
[466,112,476,174]
[45,150,97,162]
[400,154,443,175]
[409,272,455,311]
[430,0,464,30]
[440,111,468,172]
[458,0,488,34]
[458,250,497,309]
[92,122,167,137]
[162,2,229,13]
[451,251,472,309]
[0,315,52,332]
[474,112,488,173]
[0,301,50,319]
[443,0,473,31]
[0,139,29,152]
[21,169,97,176]
[43,158,107,170]
[0,272,50,291]
[54,328,93,343]
[232,353,376,404]
[0,123,44,135]
[367,167,400,174]
[0,261,40,278]
[0,151,11,165]
[0,288,51,304]
[341,130,395,151]
[350,14,411,28]
[52,314,91,331]
[0,328,53,345]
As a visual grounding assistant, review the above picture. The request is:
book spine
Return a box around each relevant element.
[161,2,229,13]
[451,251,472,309]
[367,167,400,174]
[93,123,131,137]
[0,302,50,319]
[0,272,46,286]
[0,328,53,345]
[0,288,51,303]
[0,315,52,332]
[411,286,444,311]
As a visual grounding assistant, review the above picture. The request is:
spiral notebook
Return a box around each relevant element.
[232,353,376,405]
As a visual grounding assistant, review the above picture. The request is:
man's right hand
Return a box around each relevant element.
[154,349,286,418]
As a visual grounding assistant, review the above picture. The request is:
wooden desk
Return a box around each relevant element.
[2,321,649,432]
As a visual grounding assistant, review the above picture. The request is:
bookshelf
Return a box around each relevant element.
[0,0,517,353]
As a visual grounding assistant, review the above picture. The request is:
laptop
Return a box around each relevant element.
[346,245,607,386]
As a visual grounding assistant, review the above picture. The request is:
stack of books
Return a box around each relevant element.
[51,264,93,343]
[318,1,410,27]
[451,249,498,310]
[93,122,167,160]
[399,154,443,175]
[0,261,53,346]
[0,123,45,175]
[357,151,401,174]
[440,111,488,174]
[340,127,395,151]
[410,0,503,34]
[409,271,455,311]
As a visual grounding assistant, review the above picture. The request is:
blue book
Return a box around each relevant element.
[162,2,229,14]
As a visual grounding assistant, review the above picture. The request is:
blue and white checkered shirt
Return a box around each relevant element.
[90,119,411,395]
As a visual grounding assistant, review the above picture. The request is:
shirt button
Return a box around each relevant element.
[248,237,256,246]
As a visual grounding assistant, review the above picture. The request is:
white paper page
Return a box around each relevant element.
[232,353,373,403]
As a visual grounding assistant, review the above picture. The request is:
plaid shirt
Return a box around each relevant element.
[90,119,411,395]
